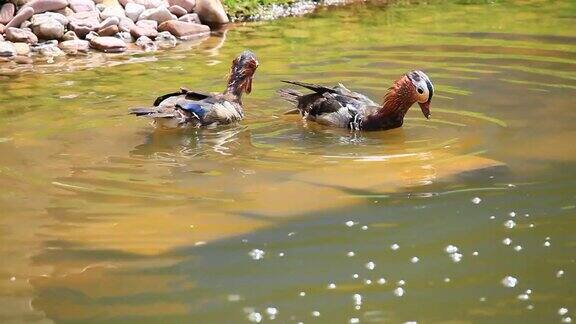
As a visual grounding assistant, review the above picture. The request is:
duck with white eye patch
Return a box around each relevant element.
[277,70,434,131]
[130,50,259,129]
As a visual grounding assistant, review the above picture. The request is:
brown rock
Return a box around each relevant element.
[69,0,97,13]
[31,18,65,40]
[118,17,135,32]
[136,19,156,29]
[62,30,78,40]
[167,0,194,12]
[168,5,186,17]
[58,39,89,54]
[195,0,228,24]
[55,7,75,17]
[0,3,15,25]
[23,0,68,14]
[89,36,126,52]
[178,13,199,24]
[13,42,30,55]
[5,27,38,44]
[98,24,119,36]
[0,41,16,57]
[14,55,33,64]
[99,16,119,29]
[68,11,100,38]
[6,7,34,28]
[157,20,208,37]
[129,25,157,38]
[138,7,175,24]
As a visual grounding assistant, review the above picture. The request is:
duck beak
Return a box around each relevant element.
[419,101,431,119]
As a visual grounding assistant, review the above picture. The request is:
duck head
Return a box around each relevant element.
[227,50,259,97]
[407,70,434,119]
[381,70,434,120]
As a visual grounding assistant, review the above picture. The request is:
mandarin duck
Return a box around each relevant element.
[277,70,433,131]
[130,50,259,128]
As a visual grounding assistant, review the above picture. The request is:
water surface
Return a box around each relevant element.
[0,0,575,322]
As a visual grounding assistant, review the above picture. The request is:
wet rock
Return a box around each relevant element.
[135,35,156,51]
[138,7,175,24]
[167,0,194,12]
[195,0,228,24]
[13,42,30,55]
[155,30,176,48]
[0,41,17,57]
[31,18,65,40]
[0,3,15,25]
[68,11,100,38]
[125,2,145,21]
[136,19,156,29]
[30,40,64,56]
[85,30,98,40]
[168,5,186,17]
[99,16,119,29]
[62,30,78,40]
[134,0,164,9]
[130,24,157,38]
[178,13,199,24]
[118,17,135,32]
[24,0,68,14]
[14,55,33,64]
[6,7,34,28]
[89,36,126,52]
[98,24,118,36]
[31,12,69,26]
[69,0,96,13]
[158,20,209,38]
[100,6,126,20]
[5,27,38,44]
[58,39,89,54]
[114,30,133,43]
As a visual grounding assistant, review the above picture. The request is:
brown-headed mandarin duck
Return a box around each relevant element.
[277,70,434,131]
[130,50,259,129]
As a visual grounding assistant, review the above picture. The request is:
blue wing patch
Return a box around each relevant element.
[178,102,207,118]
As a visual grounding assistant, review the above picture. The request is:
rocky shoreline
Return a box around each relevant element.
[0,0,353,70]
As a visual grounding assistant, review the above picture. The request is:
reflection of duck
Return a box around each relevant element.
[130,50,259,129]
[278,71,434,131]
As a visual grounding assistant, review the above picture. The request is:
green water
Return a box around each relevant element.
[0,0,575,322]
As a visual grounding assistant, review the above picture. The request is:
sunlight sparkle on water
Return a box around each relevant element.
[365,261,375,270]
[248,312,262,323]
[391,243,400,250]
[504,220,516,229]
[266,307,278,320]
[502,276,518,288]
[471,197,482,204]
[394,287,405,297]
[503,238,512,246]
[249,249,265,260]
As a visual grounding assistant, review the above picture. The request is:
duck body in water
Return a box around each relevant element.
[130,50,259,129]
[277,70,434,131]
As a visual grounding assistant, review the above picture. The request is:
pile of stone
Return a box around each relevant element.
[0,0,228,63]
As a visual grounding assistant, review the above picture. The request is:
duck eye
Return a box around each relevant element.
[417,88,424,94]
